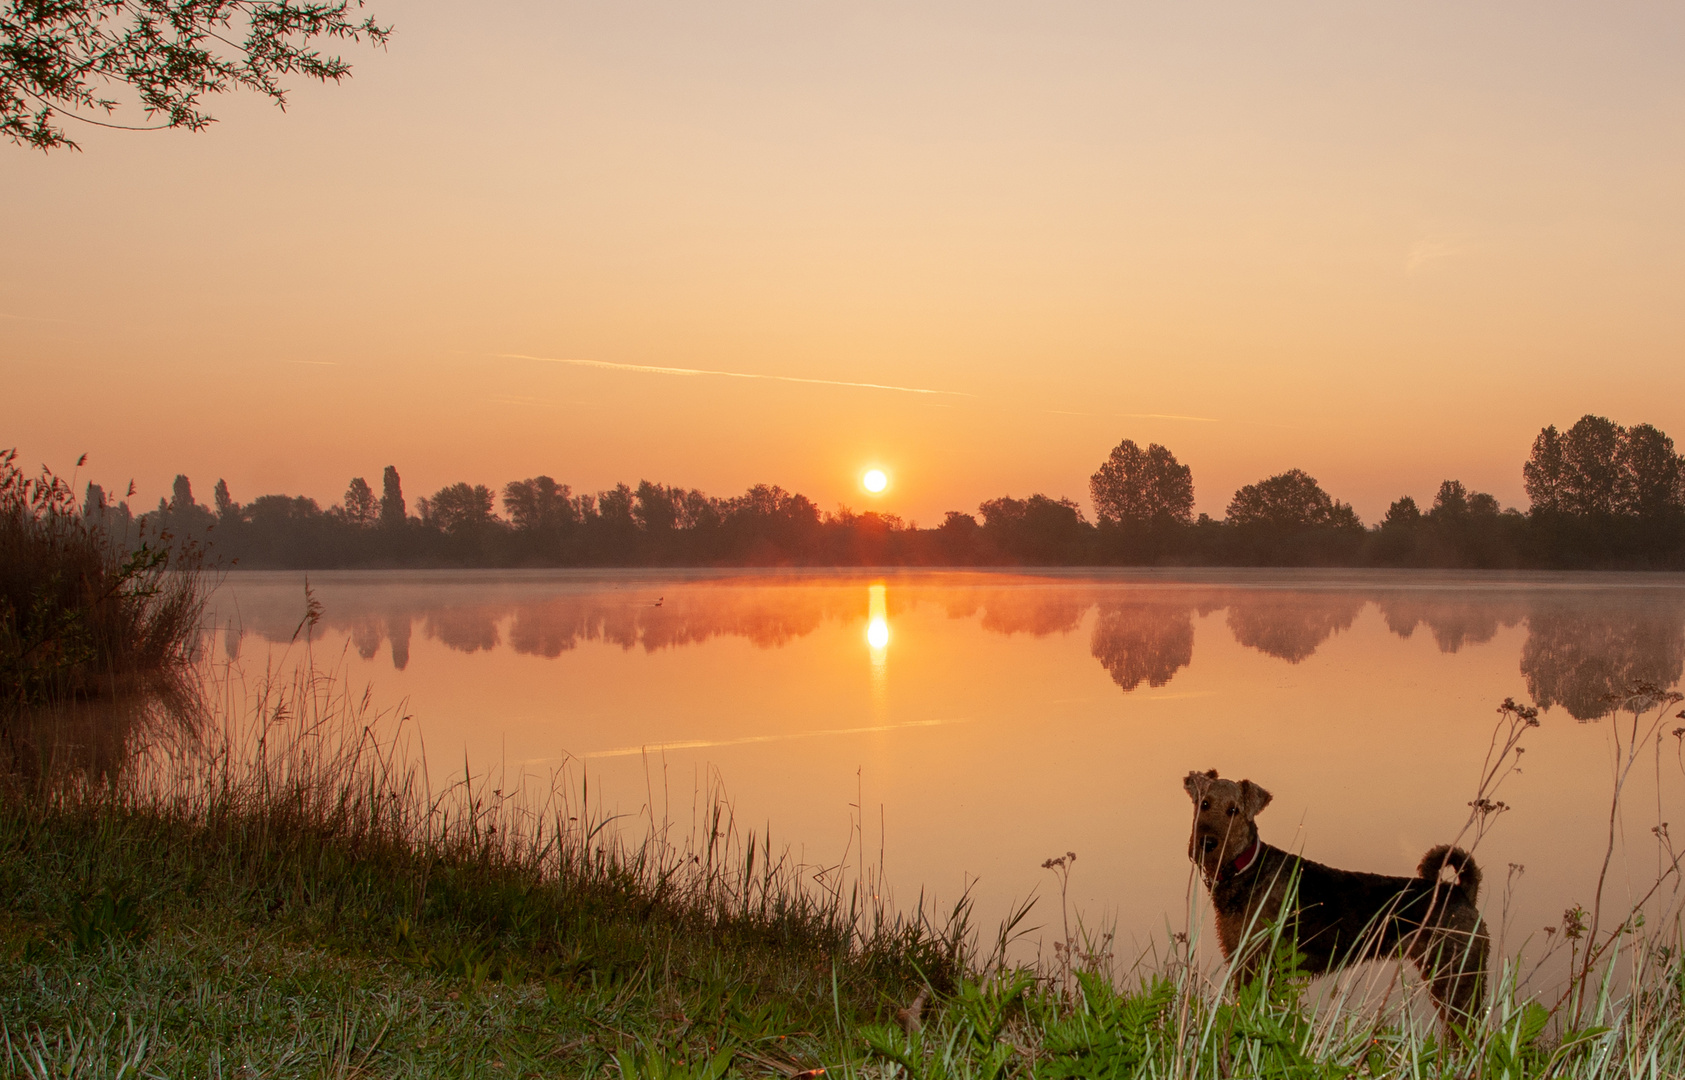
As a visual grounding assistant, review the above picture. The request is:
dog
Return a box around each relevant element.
[1183,769,1488,1022]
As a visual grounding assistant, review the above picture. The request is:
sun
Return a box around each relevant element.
[862,469,888,494]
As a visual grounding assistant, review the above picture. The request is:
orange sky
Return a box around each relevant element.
[4,1,1683,525]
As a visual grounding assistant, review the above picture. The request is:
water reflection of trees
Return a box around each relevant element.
[1520,599,1685,720]
[213,578,1685,712]
[1374,593,1526,653]
[427,608,501,654]
[1371,589,1684,720]
[972,591,1090,638]
[223,582,860,665]
[350,620,382,661]
[1224,593,1365,663]
[1090,599,1196,691]
[388,614,412,669]
[503,597,834,659]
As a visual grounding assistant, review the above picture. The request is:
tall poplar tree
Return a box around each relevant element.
[379,466,405,528]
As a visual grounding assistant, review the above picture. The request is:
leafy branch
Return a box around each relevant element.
[2,0,390,150]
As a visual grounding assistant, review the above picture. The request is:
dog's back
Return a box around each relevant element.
[1239,844,1481,965]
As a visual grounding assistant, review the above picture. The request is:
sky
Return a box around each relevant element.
[3,0,1683,525]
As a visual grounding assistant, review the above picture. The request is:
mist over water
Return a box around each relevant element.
[207,569,1685,985]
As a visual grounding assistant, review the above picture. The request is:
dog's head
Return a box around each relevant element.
[1183,769,1271,880]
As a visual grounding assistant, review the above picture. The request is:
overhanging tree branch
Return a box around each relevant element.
[1,0,389,151]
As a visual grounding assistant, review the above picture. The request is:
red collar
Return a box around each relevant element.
[1231,838,1260,875]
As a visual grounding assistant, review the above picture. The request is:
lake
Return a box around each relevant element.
[207,568,1685,985]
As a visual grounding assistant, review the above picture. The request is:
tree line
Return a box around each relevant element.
[76,413,1685,569]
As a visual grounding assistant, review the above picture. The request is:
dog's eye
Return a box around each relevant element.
[1200,800,1209,811]
[1226,807,1237,816]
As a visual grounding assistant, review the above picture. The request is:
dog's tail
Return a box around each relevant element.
[1418,844,1482,902]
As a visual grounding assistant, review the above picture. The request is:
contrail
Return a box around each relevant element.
[496,352,968,397]
[1044,409,1220,423]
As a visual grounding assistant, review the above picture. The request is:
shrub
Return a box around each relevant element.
[0,449,205,713]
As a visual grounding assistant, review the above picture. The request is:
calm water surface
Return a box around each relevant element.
[208,569,1685,976]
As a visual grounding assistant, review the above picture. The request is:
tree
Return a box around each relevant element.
[670,488,718,530]
[81,481,105,518]
[3,0,390,151]
[503,476,574,533]
[1620,423,1683,519]
[1427,479,1499,521]
[342,476,376,526]
[1089,439,1194,526]
[80,480,133,534]
[596,483,636,530]
[979,494,1086,532]
[1380,495,1421,530]
[1523,415,1685,519]
[627,482,721,532]
[157,473,215,536]
[213,478,239,523]
[631,480,678,532]
[720,485,820,530]
[1225,469,1359,529]
[1429,480,1469,520]
[977,493,1091,561]
[426,482,495,535]
[1521,425,1567,512]
[378,465,404,528]
[1559,415,1627,516]
[246,493,320,525]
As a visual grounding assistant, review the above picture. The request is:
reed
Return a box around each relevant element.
[0,449,204,714]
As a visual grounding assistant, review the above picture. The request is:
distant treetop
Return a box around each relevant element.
[1226,469,1360,530]
[1524,415,1685,519]
[379,466,405,528]
[1090,438,1195,526]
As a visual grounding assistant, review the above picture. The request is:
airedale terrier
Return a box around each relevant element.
[1183,769,1488,1022]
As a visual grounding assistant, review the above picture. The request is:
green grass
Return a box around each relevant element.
[0,659,966,1077]
[4,663,1685,1078]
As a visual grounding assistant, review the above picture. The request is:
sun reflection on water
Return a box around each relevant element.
[866,583,890,652]
[866,583,889,710]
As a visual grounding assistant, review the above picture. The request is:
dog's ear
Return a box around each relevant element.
[1239,780,1273,817]
[1183,770,1215,801]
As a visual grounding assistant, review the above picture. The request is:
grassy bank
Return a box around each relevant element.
[4,664,1685,1077]
[0,661,966,1077]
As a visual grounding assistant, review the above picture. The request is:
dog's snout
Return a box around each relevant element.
[1200,836,1218,852]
